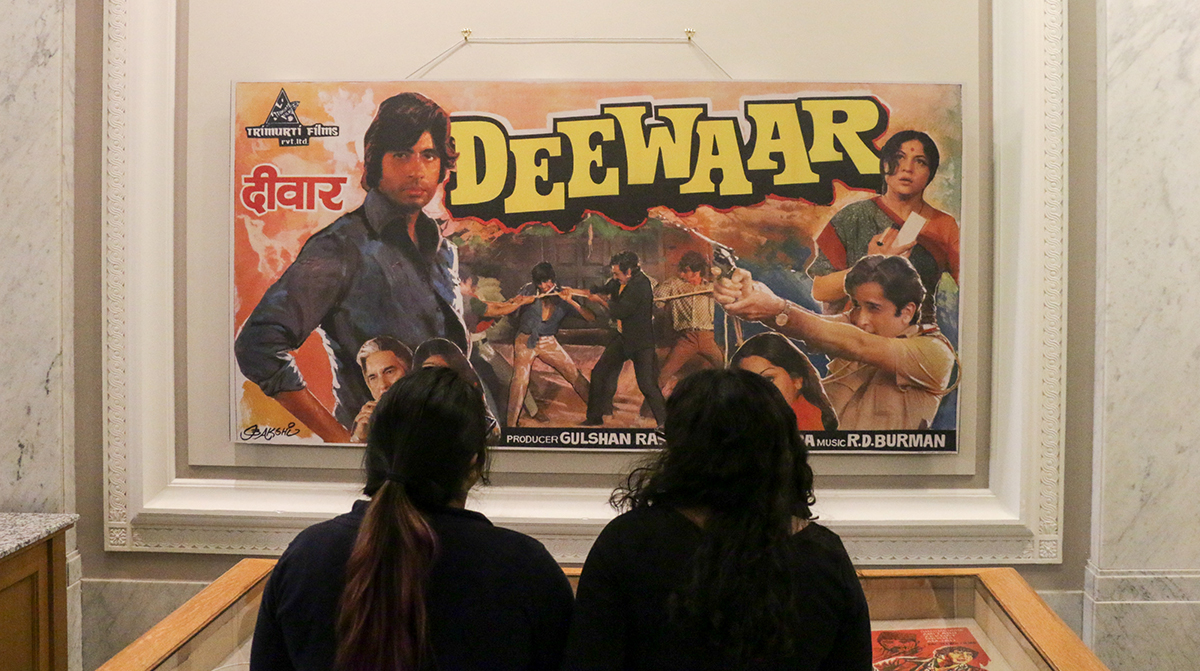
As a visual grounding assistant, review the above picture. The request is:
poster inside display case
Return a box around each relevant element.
[101,565,1109,671]
[231,81,962,453]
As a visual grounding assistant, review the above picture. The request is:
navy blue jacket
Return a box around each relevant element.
[251,501,573,671]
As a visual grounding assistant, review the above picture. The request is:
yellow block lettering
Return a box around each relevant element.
[505,136,565,214]
[680,119,752,196]
[557,117,619,198]
[803,99,882,174]
[608,104,703,184]
[449,119,509,206]
[745,102,820,185]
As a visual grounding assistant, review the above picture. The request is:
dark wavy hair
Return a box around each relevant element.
[844,255,926,325]
[335,367,489,671]
[609,250,640,273]
[677,250,709,276]
[731,332,838,431]
[879,129,940,188]
[361,92,459,191]
[613,369,816,664]
[412,338,477,383]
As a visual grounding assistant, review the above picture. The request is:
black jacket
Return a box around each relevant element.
[251,501,573,671]
[604,270,655,351]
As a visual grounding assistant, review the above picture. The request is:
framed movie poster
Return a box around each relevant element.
[231,81,963,453]
[102,0,1067,564]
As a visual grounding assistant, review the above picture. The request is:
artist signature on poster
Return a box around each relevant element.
[239,422,302,441]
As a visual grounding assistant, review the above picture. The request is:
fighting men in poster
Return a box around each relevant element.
[507,262,595,427]
[714,255,955,431]
[583,252,666,427]
[232,81,963,451]
[653,251,723,397]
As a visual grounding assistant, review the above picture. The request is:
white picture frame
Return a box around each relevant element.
[102,0,1066,563]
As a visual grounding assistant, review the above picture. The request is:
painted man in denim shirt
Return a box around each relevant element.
[235,93,467,442]
[507,262,596,426]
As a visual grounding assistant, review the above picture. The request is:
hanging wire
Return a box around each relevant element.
[407,29,733,79]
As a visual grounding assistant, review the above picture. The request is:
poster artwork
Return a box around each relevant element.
[872,628,990,670]
[231,81,962,451]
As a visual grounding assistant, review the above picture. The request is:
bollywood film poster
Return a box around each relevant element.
[231,81,962,452]
[872,627,992,671]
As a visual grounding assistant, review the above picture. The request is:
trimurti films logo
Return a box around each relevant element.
[245,88,340,147]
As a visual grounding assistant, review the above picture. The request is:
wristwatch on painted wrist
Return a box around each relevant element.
[773,299,791,327]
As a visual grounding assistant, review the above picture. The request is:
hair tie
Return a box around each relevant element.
[384,471,407,485]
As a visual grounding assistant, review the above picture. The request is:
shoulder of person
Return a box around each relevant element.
[470,522,566,579]
[912,326,956,355]
[311,206,370,241]
[271,510,361,582]
[831,197,881,221]
[791,520,853,556]
[922,207,961,237]
[596,506,695,547]
[288,507,360,546]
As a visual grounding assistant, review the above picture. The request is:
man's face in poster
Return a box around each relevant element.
[538,279,556,294]
[377,131,441,212]
[849,281,916,338]
[878,634,920,656]
[944,649,976,665]
[363,350,408,400]
[679,268,703,286]
[611,264,633,286]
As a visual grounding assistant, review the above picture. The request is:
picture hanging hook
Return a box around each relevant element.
[462,28,473,41]
[684,28,695,40]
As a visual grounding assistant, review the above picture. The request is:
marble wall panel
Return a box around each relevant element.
[69,551,82,671]
[1089,0,1200,665]
[82,579,208,670]
[1086,601,1200,670]
[1097,0,1200,570]
[0,0,68,514]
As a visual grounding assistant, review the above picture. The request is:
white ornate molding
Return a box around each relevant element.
[101,0,1067,563]
[102,0,130,546]
[1036,0,1068,543]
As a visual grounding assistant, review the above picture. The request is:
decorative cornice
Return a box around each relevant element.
[131,526,298,554]
[845,538,1037,565]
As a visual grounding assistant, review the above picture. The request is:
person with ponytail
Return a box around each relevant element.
[563,369,872,670]
[250,367,573,670]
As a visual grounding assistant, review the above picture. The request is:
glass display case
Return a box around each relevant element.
[97,562,1108,671]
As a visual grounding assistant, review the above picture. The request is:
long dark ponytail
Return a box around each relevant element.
[613,369,816,665]
[335,367,489,671]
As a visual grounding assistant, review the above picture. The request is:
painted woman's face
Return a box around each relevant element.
[883,139,932,198]
[736,355,801,402]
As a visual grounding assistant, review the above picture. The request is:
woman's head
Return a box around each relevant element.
[731,333,838,431]
[879,130,940,198]
[634,368,814,519]
[363,366,489,505]
[413,337,469,372]
[731,332,811,401]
